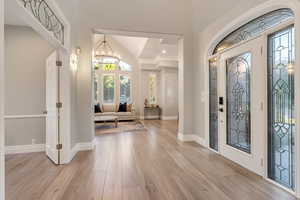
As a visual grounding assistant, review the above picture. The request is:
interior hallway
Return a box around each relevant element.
[5,120,296,200]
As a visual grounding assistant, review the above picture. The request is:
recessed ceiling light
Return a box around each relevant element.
[162,50,167,54]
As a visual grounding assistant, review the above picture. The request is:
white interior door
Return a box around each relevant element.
[218,37,265,176]
[46,51,60,164]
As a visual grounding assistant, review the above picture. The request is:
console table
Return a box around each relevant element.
[144,107,161,120]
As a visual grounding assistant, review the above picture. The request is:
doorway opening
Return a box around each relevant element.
[92,30,181,137]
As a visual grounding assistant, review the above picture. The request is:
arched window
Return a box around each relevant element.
[94,61,133,104]
[213,8,294,54]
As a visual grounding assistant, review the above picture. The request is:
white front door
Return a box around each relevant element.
[46,51,60,164]
[218,37,265,176]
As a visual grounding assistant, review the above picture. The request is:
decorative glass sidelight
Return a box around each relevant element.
[209,60,218,151]
[226,52,251,153]
[268,26,295,190]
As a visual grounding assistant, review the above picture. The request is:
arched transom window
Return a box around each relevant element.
[213,8,294,54]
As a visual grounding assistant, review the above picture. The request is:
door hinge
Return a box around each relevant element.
[56,61,62,67]
[56,144,63,150]
[260,102,264,111]
[56,102,62,108]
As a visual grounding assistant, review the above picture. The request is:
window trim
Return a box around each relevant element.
[119,74,133,104]
[148,73,157,105]
[102,73,116,105]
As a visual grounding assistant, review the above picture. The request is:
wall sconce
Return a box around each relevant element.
[76,47,81,55]
[70,54,78,72]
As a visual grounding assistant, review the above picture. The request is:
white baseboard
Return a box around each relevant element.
[161,116,178,120]
[69,139,96,162]
[5,144,45,155]
[177,132,206,147]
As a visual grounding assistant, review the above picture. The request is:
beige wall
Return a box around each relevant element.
[4,25,54,146]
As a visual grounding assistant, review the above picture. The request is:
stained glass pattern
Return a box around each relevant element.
[268,26,295,190]
[209,60,219,151]
[214,9,294,54]
[226,53,251,153]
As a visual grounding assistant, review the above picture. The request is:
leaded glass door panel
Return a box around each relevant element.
[267,26,295,190]
[219,37,265,176]
[226,52,251,153]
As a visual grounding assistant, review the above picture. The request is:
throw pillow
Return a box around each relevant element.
[118,103,127,112]
[127,104,132,112]
[95,104,102,113]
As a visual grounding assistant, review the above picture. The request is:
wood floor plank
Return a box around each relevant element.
[5,120,297,200]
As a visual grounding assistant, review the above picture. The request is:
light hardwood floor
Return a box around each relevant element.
[5,120,297,200]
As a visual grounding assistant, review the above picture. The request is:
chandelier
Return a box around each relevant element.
[94,35,121,64]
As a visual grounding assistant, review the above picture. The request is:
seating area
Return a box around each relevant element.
[95,104,137,121]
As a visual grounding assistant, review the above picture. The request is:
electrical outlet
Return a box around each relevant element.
[32,139,36,145]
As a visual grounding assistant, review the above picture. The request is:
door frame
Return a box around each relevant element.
[0,0,72,199]
[2,0,72,164]
[205,2,300,197]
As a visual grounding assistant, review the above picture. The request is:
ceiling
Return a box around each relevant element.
[192,0,268,30]
[111,35,148,58]
[6,0,269,33]
[94,34,178,61]
[139,38,178,59]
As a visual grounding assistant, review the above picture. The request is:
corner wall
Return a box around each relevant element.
[0,0,4,198]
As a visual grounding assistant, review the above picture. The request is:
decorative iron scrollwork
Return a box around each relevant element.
[20,0,64,45]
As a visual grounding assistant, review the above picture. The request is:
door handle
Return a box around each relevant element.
[219,108,224,112]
